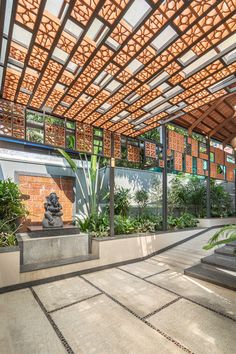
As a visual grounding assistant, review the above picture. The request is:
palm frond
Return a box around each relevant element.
[203,224,236,250]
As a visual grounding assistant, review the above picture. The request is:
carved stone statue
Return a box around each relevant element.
[42,192,63,228]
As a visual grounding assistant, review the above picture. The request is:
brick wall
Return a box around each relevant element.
[18,174,75,227]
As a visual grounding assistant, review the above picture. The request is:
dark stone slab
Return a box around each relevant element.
[25,225,79,238]
[184,263,236,291]
[201,253,236,271]
[215,246,236,257]
[20,254,99,273]
[226,241,236,248]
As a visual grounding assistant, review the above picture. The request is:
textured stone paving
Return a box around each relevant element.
[1,228,236,354]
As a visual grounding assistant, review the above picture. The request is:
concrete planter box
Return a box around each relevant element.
[198,217,236,228]
[0,247,20,288]
[91,228,203,265]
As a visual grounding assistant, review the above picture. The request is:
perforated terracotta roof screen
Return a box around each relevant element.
[0,0,235,139]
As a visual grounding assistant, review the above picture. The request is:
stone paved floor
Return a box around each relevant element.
[1,229,236,354]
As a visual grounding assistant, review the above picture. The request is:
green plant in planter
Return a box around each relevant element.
[0,179,28,247]
[134,189,149,217]
[77,213,109,237]
[114,215,137,234]
[167,213,197,230]
[114,187,131,217]
[203,225,236,251]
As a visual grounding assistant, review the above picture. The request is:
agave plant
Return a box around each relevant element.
[203,225,236,251]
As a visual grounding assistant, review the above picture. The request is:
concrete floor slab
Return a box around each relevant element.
[52,293,185,354]
[83,268,178,317]
[0,289,66,354]
[148,270,236,320]
[33,276,100,312]
[148,298,236,354]
[119,260,169,278]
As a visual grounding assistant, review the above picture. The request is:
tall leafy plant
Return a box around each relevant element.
[58,149,106,217]
[114,187,130,217]
[134,189,149,217]
[0,179,28,246]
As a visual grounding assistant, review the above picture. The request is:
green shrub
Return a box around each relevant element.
[77,214,109,237]
[114,215,137,235]
[0,179,27,223]
[134,189,149,217]
[0,179,28,247]
[114,187,131,217]
[168,213,198,230]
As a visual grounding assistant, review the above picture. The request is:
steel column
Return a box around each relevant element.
[109,133,115,237]
[162,125,168,231]
[206,136,211,218]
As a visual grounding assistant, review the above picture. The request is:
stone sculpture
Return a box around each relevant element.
[42,192,63,228]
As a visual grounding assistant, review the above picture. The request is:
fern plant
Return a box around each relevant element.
[203,225,236,251]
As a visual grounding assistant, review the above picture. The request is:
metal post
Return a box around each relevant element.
[109,133,115,237]
[162,125,168,231]
[206,136,211,218]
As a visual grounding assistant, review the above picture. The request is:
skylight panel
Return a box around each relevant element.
[163,85,183,98]
[0,67,3,91]
[100,102,112,111]
[123,0,151,28]
[66,61,78,73]
[133,113,152,125]
[126,93,140,103]
[12,24,32,47]
[100,73,112,87]
[105,79,121,92]
[3,0,13,36]
[143,96,164,111]
[118,111,129,118]
[45,0,64,18]
[148,71,169,88]
[208,76,236,93]
[7,63,22,74]
[151,25,177,52]
[106,37,120,50]
[217,33,236,52]
[183,49,217,76]
[166,105,180,114]
[64,20,83,39]
[52,47,69,64]
[178,50,197,66]
[111,116,122,122]
[93,71,107,85]
[151,102,171,115]
[86,18,104,41]
[127,59,143,73]
[55,83,65,91]
[0,38,7,65]
[222,49,236,65]
[158,82,170,92]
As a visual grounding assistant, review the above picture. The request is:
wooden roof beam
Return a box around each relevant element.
[223,129,236,145]
[188,92,235,135]
[209,112,236,137]
[188,97,226,135]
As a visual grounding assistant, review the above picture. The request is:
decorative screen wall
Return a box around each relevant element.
[168,128,236,182]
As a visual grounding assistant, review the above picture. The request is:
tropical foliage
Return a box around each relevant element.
[134,189,149,217]
[0,179,28,247]
[58,149,107,218]
[203,225,236,251]
[168,175,233,218]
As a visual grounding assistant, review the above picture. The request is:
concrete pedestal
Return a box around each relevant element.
[17,232,89,266]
